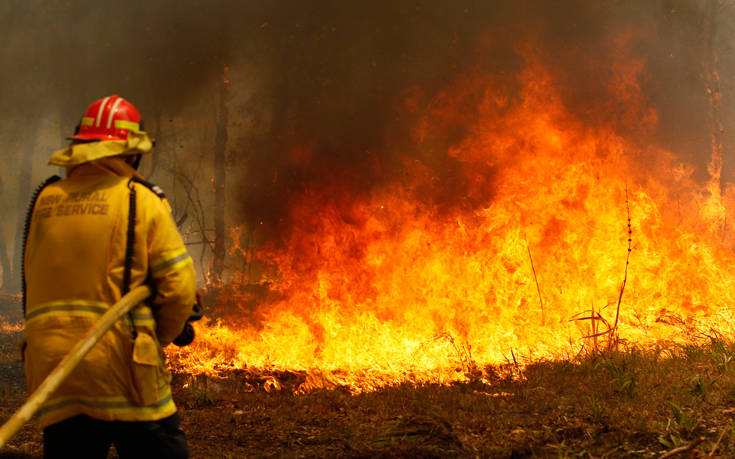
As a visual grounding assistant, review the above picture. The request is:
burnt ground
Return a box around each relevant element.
[4,294,735,457]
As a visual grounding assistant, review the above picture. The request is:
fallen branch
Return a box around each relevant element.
[659,436,704,458]
[709,426,729,456]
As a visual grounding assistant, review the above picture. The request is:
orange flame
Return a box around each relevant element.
[168,47,735,391]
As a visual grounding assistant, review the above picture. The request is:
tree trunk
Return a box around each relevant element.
[211,66,229,286]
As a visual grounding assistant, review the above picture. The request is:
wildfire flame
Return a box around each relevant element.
[168,45,735,391]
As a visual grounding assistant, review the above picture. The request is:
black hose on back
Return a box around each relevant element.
[22,176,61,316]
[123,180,137,339]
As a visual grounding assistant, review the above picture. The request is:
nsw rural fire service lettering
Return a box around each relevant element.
[35,192,110,218]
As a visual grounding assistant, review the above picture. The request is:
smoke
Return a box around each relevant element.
[3,1,234,109]
[1,0,733,271]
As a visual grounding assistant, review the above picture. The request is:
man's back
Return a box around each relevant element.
[26,172,127,307]
[24,159,195,429]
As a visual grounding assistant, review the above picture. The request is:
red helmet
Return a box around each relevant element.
[70,95,142,141]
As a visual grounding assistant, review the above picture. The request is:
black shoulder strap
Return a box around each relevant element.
[131,176,165,200]
[123,179,137,338]
[22,175,62,316]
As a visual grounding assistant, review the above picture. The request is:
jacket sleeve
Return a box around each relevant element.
[144,192,197,345]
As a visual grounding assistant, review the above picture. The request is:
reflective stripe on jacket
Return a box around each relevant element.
[24,157,196,428]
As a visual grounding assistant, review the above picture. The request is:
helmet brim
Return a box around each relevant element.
[68,133,126,141]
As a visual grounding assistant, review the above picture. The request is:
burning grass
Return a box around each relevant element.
[166,295,735,395]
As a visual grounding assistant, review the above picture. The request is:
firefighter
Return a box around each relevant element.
[22,95,196,458]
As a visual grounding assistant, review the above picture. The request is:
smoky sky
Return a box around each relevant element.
[0,0,233,127]
[1,0,733,245]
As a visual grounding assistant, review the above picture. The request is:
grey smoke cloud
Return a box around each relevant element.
[1,0,732,249]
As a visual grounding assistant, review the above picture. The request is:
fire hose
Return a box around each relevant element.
[0,285,152,449]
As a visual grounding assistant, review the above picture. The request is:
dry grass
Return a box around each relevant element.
[166,337,735,458]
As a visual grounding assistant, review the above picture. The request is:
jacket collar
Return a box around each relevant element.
[66,157,144,180]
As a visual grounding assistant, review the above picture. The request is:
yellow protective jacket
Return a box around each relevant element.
[23,156,196,428]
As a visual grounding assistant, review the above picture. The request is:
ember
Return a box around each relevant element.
[0,316,21,334]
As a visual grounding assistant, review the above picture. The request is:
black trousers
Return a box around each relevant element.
[43,413,188,459]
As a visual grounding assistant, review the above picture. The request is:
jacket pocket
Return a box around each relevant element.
[131,332,164,406]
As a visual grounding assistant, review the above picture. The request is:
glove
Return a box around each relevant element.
[173,322,195,347]
[173,291,204,347]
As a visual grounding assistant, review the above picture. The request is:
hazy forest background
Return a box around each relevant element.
[0,0,734,293]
